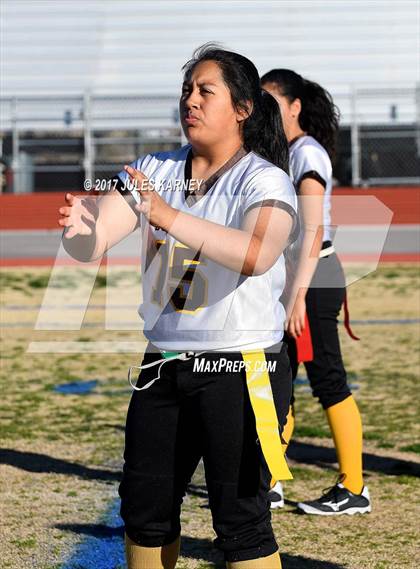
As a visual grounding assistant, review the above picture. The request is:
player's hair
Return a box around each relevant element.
[182,43,289,173]
[260,69,340,160]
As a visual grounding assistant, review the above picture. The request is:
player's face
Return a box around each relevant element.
[180,60,245,149]
[262,83,297,141]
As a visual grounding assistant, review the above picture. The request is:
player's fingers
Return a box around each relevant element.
[295,314,303,337]
[64,226,90,239]
[63,226,77,239]
[81,225,92,236]
[288,319,297,339]
[137,188,154,204]
[58,217,73,227]
[124,164,144,176]
[65,193,74,204]
[299,314,306,331]
[124,165,147,184]
[294,314,303,336]
[59,206,72,216]
[138,177,155,193]
[63,222,92,239]
[135,201,149,215]
[79,208,95,223]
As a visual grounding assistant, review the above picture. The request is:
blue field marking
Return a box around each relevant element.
[61,499,125,569]
[53,381,130,397]
[54,380,99,395]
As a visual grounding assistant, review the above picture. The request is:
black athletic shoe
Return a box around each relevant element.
[297,481,371,516]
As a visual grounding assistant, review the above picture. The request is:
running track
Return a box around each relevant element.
[0,188,419,265]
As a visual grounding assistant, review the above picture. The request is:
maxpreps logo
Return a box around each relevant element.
[193,357,277,374]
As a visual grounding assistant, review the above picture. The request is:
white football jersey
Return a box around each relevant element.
[289,135,332,242]
[116,144,297,352]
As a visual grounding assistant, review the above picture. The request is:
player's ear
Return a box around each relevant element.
[291,98,302,118]
[236,100,252,124]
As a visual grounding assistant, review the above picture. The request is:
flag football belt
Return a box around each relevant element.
[128,347,292,481]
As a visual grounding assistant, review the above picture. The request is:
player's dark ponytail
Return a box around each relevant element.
[243,89,289,174]
[261,69,340,160]
[182,43,289,172]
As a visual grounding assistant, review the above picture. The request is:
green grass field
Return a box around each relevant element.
[1,264,419,569]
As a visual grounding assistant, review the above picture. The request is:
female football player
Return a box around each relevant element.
[59,45,298,568]
[261,69,371,516]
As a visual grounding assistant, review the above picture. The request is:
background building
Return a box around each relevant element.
[1,0,419,191]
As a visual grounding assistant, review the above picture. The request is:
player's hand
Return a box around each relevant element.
[58,193,99,239]
[124,165,176,230]
[287,296,306,339]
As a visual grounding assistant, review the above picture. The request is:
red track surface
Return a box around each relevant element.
[0,187,419,230]
[1,187,418,265]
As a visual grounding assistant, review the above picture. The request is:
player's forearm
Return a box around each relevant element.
[288,226,323,302]
[160,208,269,276]
[291,182,324,295]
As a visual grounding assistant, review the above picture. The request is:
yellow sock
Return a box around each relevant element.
[270,405,295,488]
[227,550,282,568]
[326,395,364,494]
[281,405,295,448]
[125,533,180,569]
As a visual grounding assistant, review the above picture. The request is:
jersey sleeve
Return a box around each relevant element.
[292,145,331,190]
[242,167,299,244]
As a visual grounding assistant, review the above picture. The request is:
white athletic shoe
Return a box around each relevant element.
[269,481,284,509]
[297,483,371,516]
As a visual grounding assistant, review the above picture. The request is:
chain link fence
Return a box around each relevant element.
[0,87,419,193]
[345,87,420,186]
